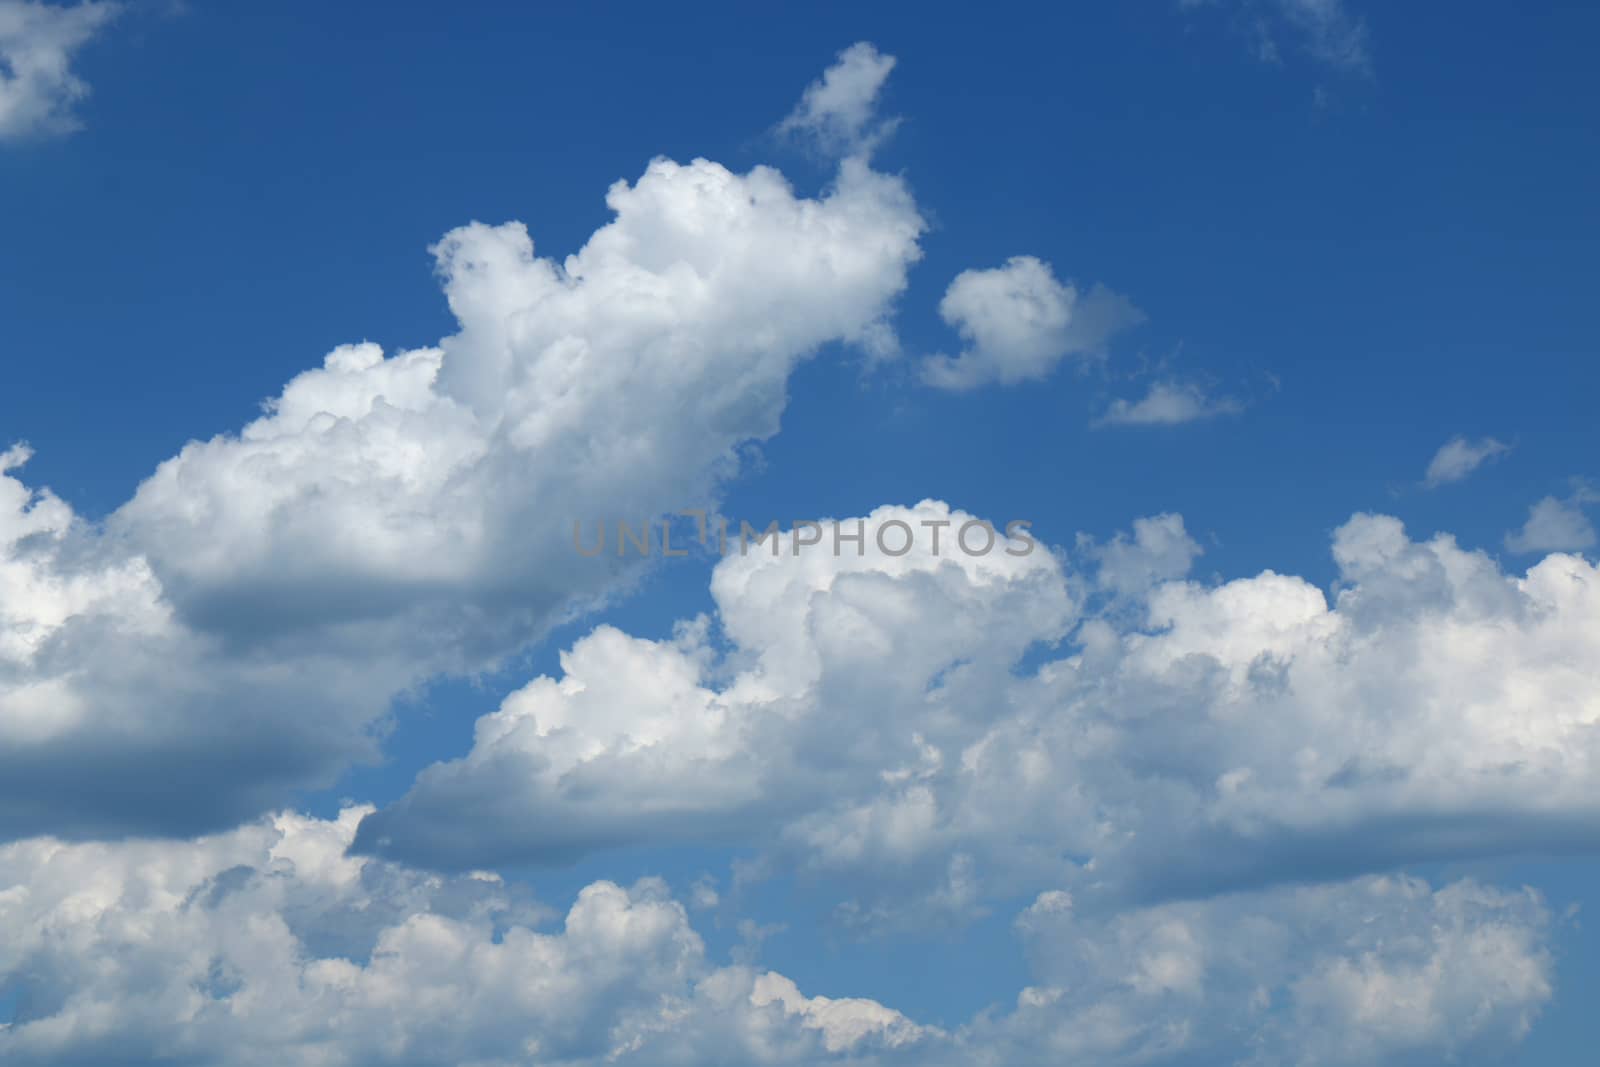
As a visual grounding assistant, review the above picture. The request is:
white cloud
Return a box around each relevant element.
[1506,489,1598,554]
[778,41,897,156]
[362,506,1600,924]
[0,0,116,139]
[116,153,923,661]
[0,808,927,1066]
[952,875,1551,1067]
[354,501,1073,872]
[0,52,926,840]
[921,257,1142,390]
[1093,379,1243,427]
[1078,512,1204,599]
[1423,434,1510,488]
[0,803,1550,1067]
[0,29,1572,1067]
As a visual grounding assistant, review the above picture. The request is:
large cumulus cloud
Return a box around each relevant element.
[0,808,928,1066]
[0,47,924,840]
[361,504,1600,918]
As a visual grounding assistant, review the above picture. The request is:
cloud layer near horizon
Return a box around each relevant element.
[0,805,1553,1066]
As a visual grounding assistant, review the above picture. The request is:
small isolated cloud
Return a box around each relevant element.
[0,0,117,140]
[1093,378,1243,427]
[922,256,1142,390]
[778,41,897,156]
[1424,434,1511,488]
[1506,488,1598,554]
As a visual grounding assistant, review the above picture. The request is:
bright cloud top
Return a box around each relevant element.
[362,504,1600,925]
[0,48,925,840]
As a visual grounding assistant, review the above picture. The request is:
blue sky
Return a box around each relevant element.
[1,2,1598,1064]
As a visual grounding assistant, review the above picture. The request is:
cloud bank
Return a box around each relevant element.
[1424,435,1510,488]
[362,505,1600,925]
[0,806,1553,1066]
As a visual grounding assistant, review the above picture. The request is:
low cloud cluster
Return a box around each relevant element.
[0,809,928,1066]
[362,503,1600,922]
[976,875,1551,1066]
[0,807,1553,1066]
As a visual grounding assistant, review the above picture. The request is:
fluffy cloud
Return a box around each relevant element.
[0,445,400,839]
[0,51,925,840]
[1078,513,1204,600]
[0,0,115,139]
[115,153,922,665]
[0,803,1551,1067]
[363,505,1600,921]
[921,257,1141,390]
[1424,434,1510,488]
[1093,379,1243,428]
[354,501,1072,871]
[1506,489,1598,554]
[0,808,927,1066]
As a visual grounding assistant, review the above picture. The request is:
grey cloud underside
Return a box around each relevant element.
[0,145,924,840]
[0,806,1557,1066]
[359,506,1600,924]
[0,33,1585,1067]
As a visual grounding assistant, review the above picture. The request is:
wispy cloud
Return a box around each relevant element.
[778,41,898,157]
[1423,435,1511,488]
[0,0,118,140]
[1093,378,1243,428]
[1181,0,1372,76]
